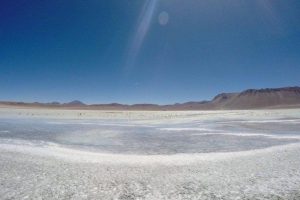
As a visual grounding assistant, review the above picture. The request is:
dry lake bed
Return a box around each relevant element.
[0,108,300,199]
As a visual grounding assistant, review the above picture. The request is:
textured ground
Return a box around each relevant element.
[0,108,300,199]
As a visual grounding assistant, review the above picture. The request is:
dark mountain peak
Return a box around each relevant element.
[47,101,61,105]
[108,103,125,106]
[131,104,159,107]
[65,100,86,106]
[212,93,237,102]
[90,103,125,107]
[239,87,300,96]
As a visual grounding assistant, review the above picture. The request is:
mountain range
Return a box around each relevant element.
[1,86,300,110]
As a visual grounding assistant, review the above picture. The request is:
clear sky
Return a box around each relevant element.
[0,0,299,104]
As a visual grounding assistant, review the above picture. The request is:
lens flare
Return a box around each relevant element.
[159,11,169,26]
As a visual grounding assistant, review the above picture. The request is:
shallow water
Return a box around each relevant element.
[0,113,300,154]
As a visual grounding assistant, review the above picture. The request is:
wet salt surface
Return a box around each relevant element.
[1,109,300,199]
[0,116,299,154]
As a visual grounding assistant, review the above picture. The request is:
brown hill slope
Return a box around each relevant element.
[210,87,300,109]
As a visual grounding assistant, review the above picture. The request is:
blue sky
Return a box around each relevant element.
[0,0,299,104]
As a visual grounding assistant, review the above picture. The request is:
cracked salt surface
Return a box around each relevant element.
[0,108,300,199]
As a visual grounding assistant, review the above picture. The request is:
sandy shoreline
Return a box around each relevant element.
[1,106,300,120]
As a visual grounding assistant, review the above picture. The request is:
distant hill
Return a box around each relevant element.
[210,87,300,109]
[47,102,61,106]
[63,100,86,107]
[1,86,300,110]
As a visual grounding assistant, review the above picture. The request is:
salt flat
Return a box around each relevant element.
[0,108,300,199]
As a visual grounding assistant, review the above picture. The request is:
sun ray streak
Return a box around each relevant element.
[125,0,159,72]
